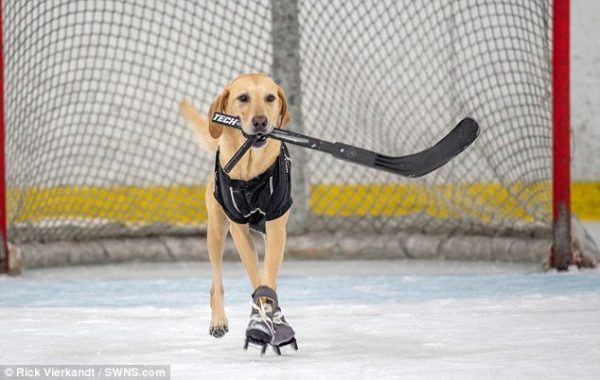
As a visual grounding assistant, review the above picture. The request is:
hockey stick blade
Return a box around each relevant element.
[211,112,480,178]
[373,117,480,177]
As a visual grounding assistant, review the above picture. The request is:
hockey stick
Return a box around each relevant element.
[212,112,480,178]
[223,134,259,173]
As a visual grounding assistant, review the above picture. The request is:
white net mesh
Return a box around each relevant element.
[299,1,552,237]
[3,0,556,262]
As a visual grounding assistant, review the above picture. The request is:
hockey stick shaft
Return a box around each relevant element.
[211,112,479,178]
[223,134,258,173]
[211,112,335,152]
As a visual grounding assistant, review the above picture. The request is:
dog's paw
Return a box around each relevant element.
[209,319,229,338]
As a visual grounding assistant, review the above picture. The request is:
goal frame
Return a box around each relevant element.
[551,0,572,270]
[0,0,575,273]
[1,2,8,274]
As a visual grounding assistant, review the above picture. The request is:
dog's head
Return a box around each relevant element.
[208,74,291,149]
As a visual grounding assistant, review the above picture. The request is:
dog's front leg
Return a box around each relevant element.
[245,211,297,351]
[229,223,261,289]
[244,212,297,353]
[206,183,230,338]
[262,212,289,289]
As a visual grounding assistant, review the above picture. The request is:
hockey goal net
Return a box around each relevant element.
[1,0,597,271]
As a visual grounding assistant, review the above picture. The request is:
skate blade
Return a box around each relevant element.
[244,337,298,356]
[244,337,270,355]
[274,338,298,355]
[270,338,298,356]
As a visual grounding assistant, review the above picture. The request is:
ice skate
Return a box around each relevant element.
[244,286,297,355]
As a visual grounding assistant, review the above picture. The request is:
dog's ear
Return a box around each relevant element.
[277,86,291,129]
[207,88,230,139]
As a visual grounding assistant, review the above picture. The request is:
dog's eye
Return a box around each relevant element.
[266,94,276,103]
[237,94,249,103]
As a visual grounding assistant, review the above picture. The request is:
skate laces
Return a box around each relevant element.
[250,300,275,335]
[272,310,289,326]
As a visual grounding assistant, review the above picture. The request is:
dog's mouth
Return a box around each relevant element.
[242,130,269,148]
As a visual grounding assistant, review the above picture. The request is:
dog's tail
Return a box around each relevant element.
[179,100,218,152]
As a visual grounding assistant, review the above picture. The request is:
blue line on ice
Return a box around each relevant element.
[2,272,600,307]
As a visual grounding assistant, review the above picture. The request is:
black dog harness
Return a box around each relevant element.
[214,143,293,233]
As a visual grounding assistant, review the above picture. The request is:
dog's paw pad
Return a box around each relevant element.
[209,324,229,338]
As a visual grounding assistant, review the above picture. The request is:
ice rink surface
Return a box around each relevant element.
[1,253,599,380]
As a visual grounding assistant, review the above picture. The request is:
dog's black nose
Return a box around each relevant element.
[251,115,268,132]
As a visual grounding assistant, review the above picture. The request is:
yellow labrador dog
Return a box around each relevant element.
[180,74,297,354]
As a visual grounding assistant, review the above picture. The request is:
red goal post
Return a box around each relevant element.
[551,0,571,270]
[1,2,8,273]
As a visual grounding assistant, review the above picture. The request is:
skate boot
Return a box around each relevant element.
[244,286,298,355]
[271,306,298,355]
[245,286,276,355]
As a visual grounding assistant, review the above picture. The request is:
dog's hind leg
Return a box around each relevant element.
[206,180,230,338]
